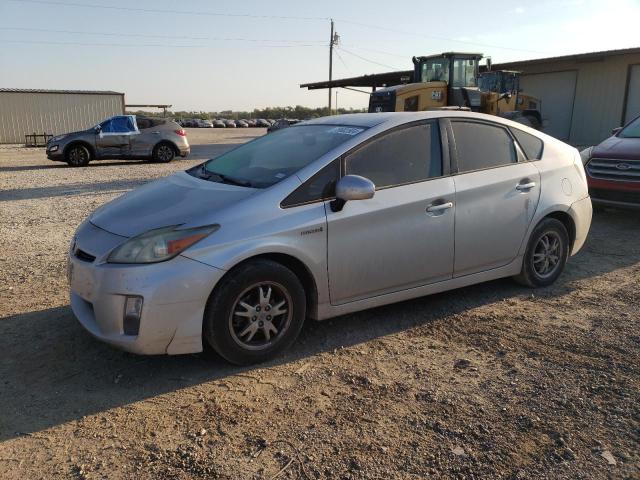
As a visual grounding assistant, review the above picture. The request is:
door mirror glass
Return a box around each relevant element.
[331,175,375,212]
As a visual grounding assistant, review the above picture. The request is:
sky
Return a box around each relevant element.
[1,0,639,112]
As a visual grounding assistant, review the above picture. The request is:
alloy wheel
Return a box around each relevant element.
[69,147,87,166]
[532,231,562,278]
[157,145,173,162]
[228,282,292,351]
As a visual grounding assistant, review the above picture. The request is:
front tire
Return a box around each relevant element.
[152,143,175,163]
[514,218,570,287]
[66,144,91,167]
[203,260,306,365]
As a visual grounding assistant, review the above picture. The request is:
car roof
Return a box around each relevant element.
[301,111,528,129]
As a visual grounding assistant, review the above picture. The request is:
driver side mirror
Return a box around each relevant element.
[94,125,102,133]
[611,127,622,136]
[330,175,375,212]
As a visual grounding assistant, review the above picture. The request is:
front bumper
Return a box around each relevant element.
[69,222,224,355]
[46,144,64,160]
[587,177,640,209]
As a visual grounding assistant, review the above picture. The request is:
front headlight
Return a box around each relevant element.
[579,146,593,166]
[107,225,219,264]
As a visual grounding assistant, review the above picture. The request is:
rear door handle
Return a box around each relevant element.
[426,201,453,214]
[516,182,536,191]
[151,131,161,135]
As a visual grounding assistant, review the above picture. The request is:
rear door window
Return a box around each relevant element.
[510,127,544,160]
[345,122,442,188]
[451,121,517,172]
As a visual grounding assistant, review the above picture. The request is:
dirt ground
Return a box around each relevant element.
[0,128,638,479]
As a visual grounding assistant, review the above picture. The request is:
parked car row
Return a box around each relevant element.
[178,118,276,128]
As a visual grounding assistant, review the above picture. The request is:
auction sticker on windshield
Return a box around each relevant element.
[327,127,364,136]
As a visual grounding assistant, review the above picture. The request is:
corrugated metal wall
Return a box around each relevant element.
[500,52,640,146]
[0,92,124,144]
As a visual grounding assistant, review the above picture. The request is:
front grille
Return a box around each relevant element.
[587,158,640,182]
[75,248,96,263]
[589,188,640,205]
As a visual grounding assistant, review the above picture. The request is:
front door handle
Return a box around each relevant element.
[516,182,536,191]
[426,201,453,214]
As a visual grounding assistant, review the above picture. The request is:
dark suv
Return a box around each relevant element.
[582,114,640,209]
[46,115,190,167]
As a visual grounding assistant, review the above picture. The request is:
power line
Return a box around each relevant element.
[333,48,352,74]
[10,0,329,21]
[1,39,324,49]
[340,44,408,59]
[0,27,325,45]
[336,47,401,70]
[336,18,548,54]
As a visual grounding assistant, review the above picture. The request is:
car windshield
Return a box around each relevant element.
[619,116,640,138]
[195,124,366,188]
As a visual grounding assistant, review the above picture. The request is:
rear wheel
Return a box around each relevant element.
[66,144,91,167]
[152,143,175,163]
[514,218,569,287]
[203,259,306,365]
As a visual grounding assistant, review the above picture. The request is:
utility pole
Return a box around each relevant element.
[328,18,335,114]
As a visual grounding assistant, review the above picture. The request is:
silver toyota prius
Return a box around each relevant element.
[68,112,592,364]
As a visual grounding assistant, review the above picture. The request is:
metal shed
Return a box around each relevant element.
[494,47,640,146]
[0,88,124,144]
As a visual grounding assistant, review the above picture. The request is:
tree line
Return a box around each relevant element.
[127,105,366,120]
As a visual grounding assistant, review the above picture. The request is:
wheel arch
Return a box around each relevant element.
[154,139,180,155]
[545,210,576,252]
[63,140,95,160]
[209,252,319,320]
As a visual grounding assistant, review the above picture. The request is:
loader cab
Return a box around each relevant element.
[413,52,483,110]
[478,70,521,95]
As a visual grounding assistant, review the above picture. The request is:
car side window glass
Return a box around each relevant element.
[100,119,113,133]
[452,121,517,172]
[282,160,339,207]
[137,118,151,129]
[110,117,133,133]
[345,122,442,188]
[510,127,544,160]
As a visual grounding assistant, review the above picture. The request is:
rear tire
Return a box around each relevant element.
[152,143,175,163]
[203,259,306,365]
[66,144,91,167]
[514,218,569,288]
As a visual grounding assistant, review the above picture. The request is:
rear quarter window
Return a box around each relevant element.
[510,127,544,160]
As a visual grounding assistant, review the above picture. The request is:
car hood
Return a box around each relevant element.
[89,171,257,237]
[592,136,640,160]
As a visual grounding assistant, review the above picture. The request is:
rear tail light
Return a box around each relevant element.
[175,129,187,136]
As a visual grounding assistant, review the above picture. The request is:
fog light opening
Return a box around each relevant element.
[123,296,143,336]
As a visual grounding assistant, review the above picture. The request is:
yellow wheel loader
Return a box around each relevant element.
[368,52,542,128]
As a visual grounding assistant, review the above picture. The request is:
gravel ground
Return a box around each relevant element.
[0,129,638,479]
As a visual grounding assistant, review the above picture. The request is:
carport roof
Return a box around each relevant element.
[0,88,124,95]
[493,46,640,69]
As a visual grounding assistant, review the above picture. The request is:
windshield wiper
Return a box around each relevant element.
[206,169,253,187]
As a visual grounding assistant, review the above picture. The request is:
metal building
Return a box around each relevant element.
[494,47,640,146]
[0,88,124,144]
